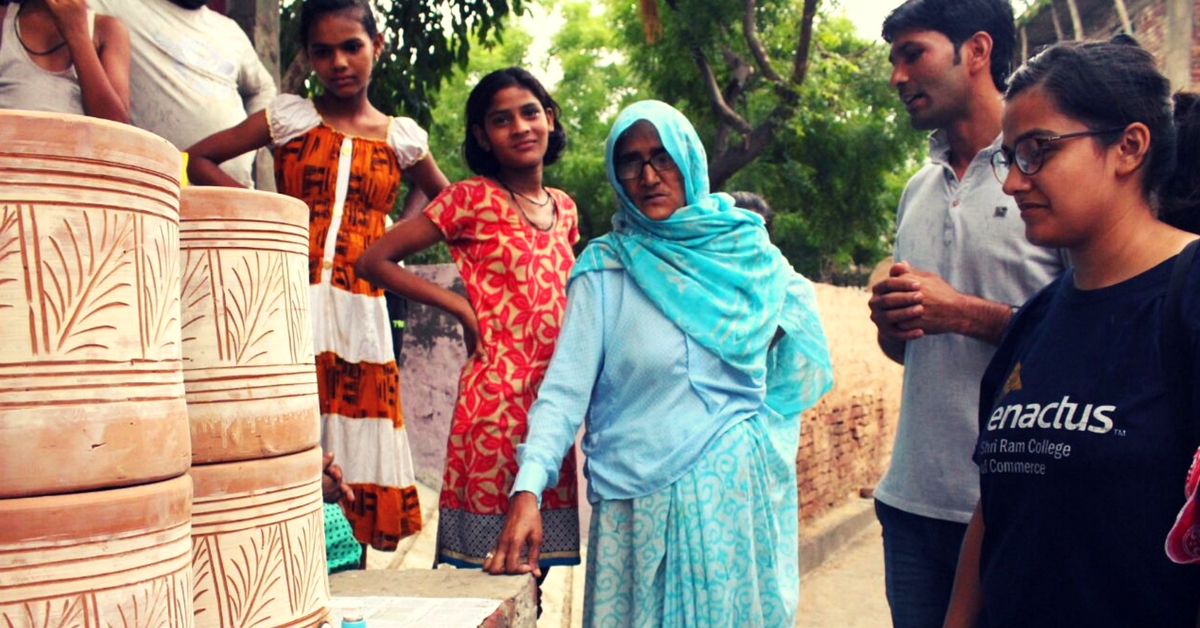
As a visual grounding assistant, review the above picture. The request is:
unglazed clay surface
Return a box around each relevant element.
[0,110,189,498]
[0,475,195,627]
[179,187,319,464]
[189,446,329,628]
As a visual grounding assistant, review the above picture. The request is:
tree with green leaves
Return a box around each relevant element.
[613,0,925,281]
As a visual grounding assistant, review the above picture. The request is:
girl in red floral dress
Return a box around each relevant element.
[356,67,581,572]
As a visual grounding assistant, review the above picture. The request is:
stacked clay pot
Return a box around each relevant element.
[0,110,194,626]
[179,187,329,628]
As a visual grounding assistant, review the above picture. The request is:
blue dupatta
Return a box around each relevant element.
[572,100,832,417]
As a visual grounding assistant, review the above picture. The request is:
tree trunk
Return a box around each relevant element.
[1112,0,1132,34]
[281,52,311,95]
[1064,0,1084,39]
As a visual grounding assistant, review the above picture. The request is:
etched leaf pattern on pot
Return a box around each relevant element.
[142,221,180,355]
[286,508,328,615]
[225,525,286,628]
[285,256,312,365]
[180,250,216,357]
[0,205,20,312]
[223,252,285,365]
[107,578,170,628]
[191,534,217,623]
[1,596,87,628]
[40,210,135,355]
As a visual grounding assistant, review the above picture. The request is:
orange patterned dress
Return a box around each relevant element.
[268,94,423,550]
[425,176,581,567]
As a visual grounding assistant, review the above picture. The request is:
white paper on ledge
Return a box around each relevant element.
[328,595,501,628]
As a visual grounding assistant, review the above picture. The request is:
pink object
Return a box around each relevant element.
[1166,447,1200,563]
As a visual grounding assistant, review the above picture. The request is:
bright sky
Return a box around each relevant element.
[834,0,901,41]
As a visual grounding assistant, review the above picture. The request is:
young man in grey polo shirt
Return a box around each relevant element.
[867,1,1067,626]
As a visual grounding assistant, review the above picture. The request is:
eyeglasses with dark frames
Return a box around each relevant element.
[615,152,678,181]
[991,126,1126,183]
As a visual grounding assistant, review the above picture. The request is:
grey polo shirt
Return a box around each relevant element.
[873,130,1068,523]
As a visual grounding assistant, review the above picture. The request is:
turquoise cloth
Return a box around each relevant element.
[573,99,832,416]
[584,415,800,627]
[323,502,360,574]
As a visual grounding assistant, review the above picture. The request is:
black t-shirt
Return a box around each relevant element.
[976,253,1200,627]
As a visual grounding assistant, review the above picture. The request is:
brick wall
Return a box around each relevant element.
[1021,0,1198,91]
[1194,0,1200,86]
[398,265,903,526]
[798,284,903,524]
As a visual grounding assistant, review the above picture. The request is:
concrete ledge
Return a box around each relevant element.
[329,570,537,628]
[800,495,878,576]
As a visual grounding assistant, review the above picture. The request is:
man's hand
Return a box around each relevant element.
[893,266,972,337]
[483,492,543,578]
[869,262,926,342]
[871,262,1012,346]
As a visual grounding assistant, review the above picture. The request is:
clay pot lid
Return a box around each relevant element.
[0,474,192,545]
[181,186,308,227]
[0,109,180,182]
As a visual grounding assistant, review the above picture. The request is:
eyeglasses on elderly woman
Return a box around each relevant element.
[991,126,1126,183]
[615,151,678,181]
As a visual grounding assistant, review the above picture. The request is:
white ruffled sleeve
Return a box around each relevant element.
[387,117,430,169]
[265,94,321,148]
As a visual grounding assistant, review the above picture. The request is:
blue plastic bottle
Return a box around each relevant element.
[341,607,366,628]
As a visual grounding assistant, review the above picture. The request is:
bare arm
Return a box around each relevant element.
[49,2,129,122]
[398,185,429,222]
[185,110,272,188]
[872,262,1013,348]
[943,501,985,628]
[354,214,478,354]
[901,266,1014,345]
[404,154,450,200]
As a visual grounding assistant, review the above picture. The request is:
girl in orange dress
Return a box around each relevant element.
[356,67,581,572]
[185,0,450,559]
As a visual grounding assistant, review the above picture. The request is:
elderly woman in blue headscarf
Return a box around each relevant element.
[483,100,832,626]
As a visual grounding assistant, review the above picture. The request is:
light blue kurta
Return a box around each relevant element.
[512,269,820,627]
[512,269,763,503]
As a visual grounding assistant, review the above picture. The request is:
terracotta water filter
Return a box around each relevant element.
[0,475,195,626]
[178,187,320,464]
[0,110,190,498]
[190,446,329,627]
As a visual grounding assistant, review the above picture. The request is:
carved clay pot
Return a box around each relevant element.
[0,110,189,498]
[190,446,329,628]
[0,474,194,627]
[179,187,319,464]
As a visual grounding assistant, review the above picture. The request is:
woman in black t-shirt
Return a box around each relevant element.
[943,40,1200,628]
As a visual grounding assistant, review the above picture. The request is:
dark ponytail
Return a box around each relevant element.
[1160,92,1200,233]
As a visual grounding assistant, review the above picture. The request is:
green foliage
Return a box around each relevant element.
[280,0,526,125]
[541,1,648,244]
[608,1,926,284]
[725,16,926,283]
